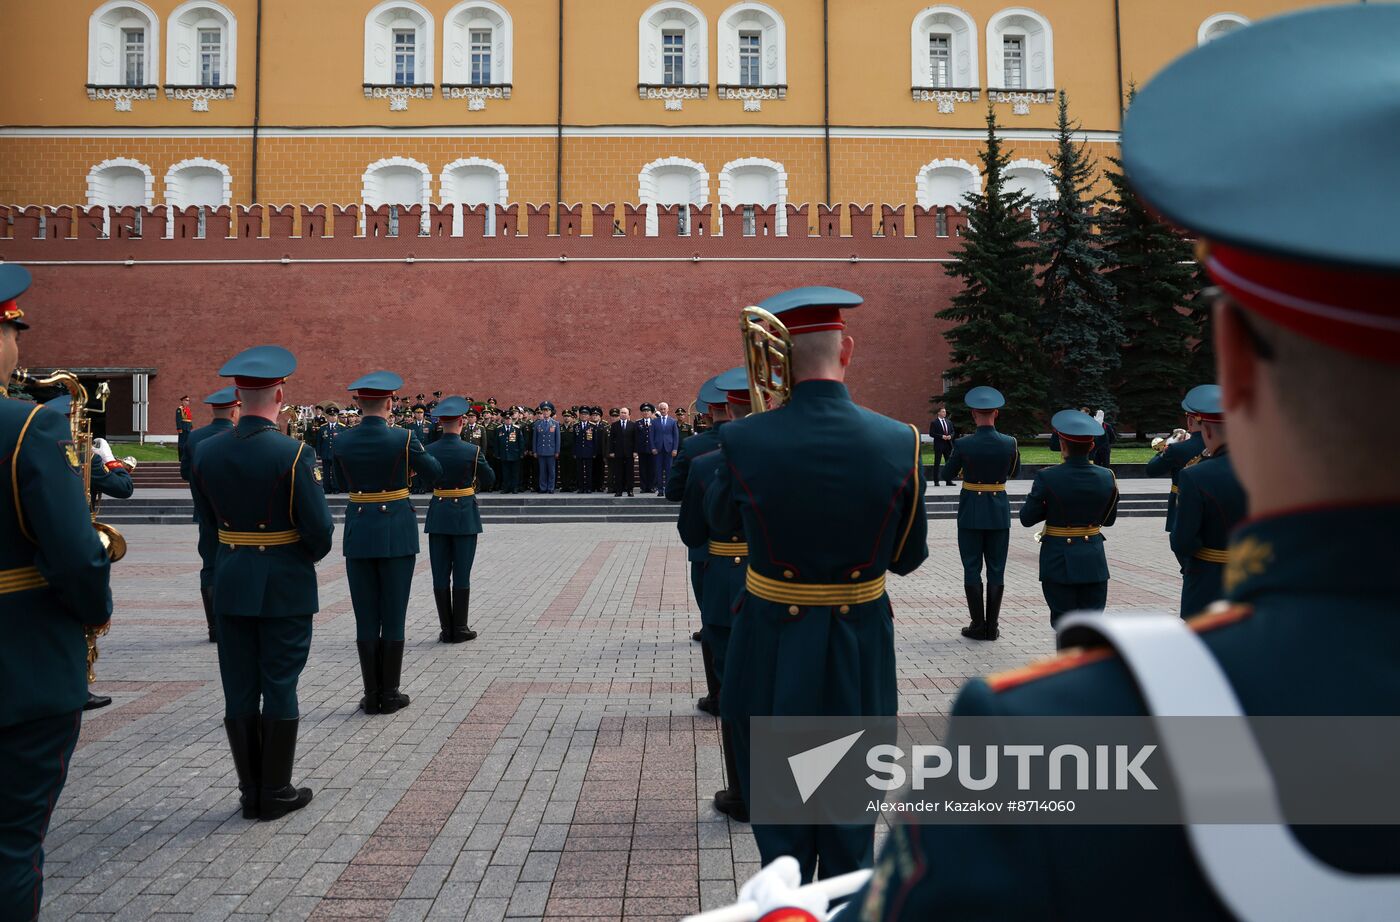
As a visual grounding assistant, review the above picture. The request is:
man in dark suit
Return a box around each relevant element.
[609,406,638,496]
[928,406,956,485]
[653,401,681,496]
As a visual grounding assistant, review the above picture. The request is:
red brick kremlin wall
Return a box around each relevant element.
[0,202,965,430]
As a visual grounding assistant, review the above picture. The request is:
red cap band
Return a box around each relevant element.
[355,388,395,398]
[210,400,241,408]
[726,390,752,405]
[1,299,23,323]
[1056,431,1096,444]
[781,306,846,335]
[234,376,284,390]
[1206,242,1400,364]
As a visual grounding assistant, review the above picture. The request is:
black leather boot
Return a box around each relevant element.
[257,717,312,821]
[451,587,477,642]
[201,586,218,643]
[697,637,720,715]
[224,715,261,819]
[433,587,452,643]
[713,721,750,823]
[380,640,410,713]
[83,691,112,710]
[961,582,987,640]
[356,640,380,714]
[985,584,1004,641]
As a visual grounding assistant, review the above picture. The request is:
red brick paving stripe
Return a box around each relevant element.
[76,681,207,751]
[539,540,620,625]
[630,546,694,612]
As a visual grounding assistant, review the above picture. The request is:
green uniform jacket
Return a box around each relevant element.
[89,454,133,500]
[424,434,495,535]
[705,380,928,719]
[184,418,234,531]
[668,428,721,564]
[1171,449,1247,616]
[849,503,1400,920]
[941,425,1020,529]
[1145,430,1205,532]
[1019,457,1120,584]
[0,399,112,726]
[334,416,441,558]
[189,416,333,618]
[678,447,745,628]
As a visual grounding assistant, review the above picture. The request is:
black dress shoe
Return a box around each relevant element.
[83,692,112,711]
[691,630,703,643]
[713,789,749,823]
[697,695,719,716]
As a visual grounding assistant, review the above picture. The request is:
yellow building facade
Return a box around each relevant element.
[1,0,1329,227]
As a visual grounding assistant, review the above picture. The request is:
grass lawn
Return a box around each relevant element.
[110,442,181,462]
[923,443,1156,466]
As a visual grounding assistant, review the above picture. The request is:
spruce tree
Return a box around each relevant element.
[1101,86,1201,437]
[936,105,1047,438]
[1038,91,1123,417]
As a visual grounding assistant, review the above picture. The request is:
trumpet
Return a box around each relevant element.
[741,306,793,412]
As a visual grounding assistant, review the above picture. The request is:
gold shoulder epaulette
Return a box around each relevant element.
[987,603,1254,694]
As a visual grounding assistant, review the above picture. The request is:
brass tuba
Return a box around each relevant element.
[11,369,124,680]
[740,306,793,413]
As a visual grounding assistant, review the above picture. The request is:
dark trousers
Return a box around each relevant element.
[690,560,705,609]
[1043,580,1108,630]
[428,533,478,592]
[215,614,313,719]
[537,455,557,493]
[576,457,594,493]
[319,458,338,493]
[346,556,415,642]
[523,455,537,491]
[593,456,606,493]
[0,710,81,922]
[657,451,673,492]
[501,459,521,493]
[1180,560,1225,619]
[610,455,633,495]
[753,820,875,885]
[933,443,954,483]
[958,527,1010,585]
[487,457,501,492]
[560,454,576,491]
[177,430,189,461]
[638,452,656,492]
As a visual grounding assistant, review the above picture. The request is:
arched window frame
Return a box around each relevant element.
[86,157,156,237]
[363,0,435,109]
[88,0,161,109]
[164,157,233,207]
[439,157,509,236]
[638,2,709,109]
[443,0,513,110]
[910,6,978,91]
[986,7,1053,91]
[1005,157,1057,202]
[1198,12,1249,46]
[719,157,788,236]
[362,156,433,235]
[915,158,982,208]
[638,156,709,236]
[163,1,236,110]
[716,3,786,110]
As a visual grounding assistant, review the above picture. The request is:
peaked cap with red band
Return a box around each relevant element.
[0,264,32,330]
[756,286,863,336]
[1122,5,1400,365]
[219,345,296,390]
[203,386,240,409]
[712,366,753,406]
[347,370,403,398]
[1050,409,1103,444]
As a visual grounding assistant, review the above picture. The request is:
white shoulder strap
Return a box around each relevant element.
[1057,611,1400,922]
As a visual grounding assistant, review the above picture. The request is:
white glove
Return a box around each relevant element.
[92,438,116,465]
[739,856,829,920]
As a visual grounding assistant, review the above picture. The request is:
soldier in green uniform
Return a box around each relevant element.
[334,371,442,715]
[407,405,433,493]
[1170,385,1246,618]
[940,386,1020,641]
[521,406,538,493]
[183,386,240,643]
[0,265,113,917]
[559,408,577,492]
[1146,390,1208,533]
[667,377,726,645]
[483,409,502,492]
[1020,409,1120,631]
[463,407,487,457]
[190,345,333,822]
[175,394,193,460]
[706,286,928,882]
[424,397,495,643]
[740,9,1400,917]
[592,407,608,492]
[678,368,752,822]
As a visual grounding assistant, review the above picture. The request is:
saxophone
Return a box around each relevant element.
[11,369,125,681]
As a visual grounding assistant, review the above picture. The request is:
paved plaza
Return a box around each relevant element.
[41,509,1183,921]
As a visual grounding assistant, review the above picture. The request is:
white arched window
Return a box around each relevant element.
[987,7,1052,91]
[1198,13,1249,45]
[917,158,981,208]
[1005,159,1055,202]
[911,6,977,90]
[719,158,788,236]
[639,157,708,236]
[364,1,435,109]
[363,157,432,235]
[638,2,708,109]
[443,2,513,110]
[164,1,236,110]
[164,158,231,237]
[88,1,160,109]
[716,3,785,110]
[440,158,508,236]
[87,158,155,236]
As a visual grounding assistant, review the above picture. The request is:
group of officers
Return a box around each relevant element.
[298,398,689,497]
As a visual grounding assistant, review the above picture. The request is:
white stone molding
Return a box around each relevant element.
[364,85,435,111]
[165,0,236,92]
[88,1,161,97]
[86,157,156,207]
[440,157,509,235]
[163,86,235,110]
[987,7,1053,91]
[718,157,788,236]
[717,2,786,93]
[1004,157,1056,201]
[1198,12,1250,46]
[638,156,709,236]
[988,88,1053,115]
[164,157,233,207]
[911,88,979,112]
[364,1,435,93]
[915,157,981,208]
[638,1,708,106]
[442,84,511,111]
[444,1,513,89]
[910,6,978,91]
